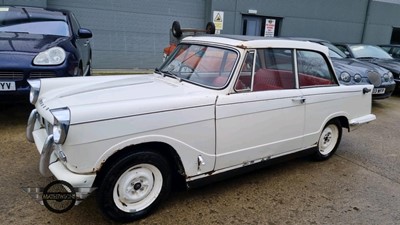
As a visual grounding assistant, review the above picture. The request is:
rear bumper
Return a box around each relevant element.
[349,114,376,131]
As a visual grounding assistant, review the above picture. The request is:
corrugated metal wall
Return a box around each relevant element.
[47,0,206,69]
[208,0,400,45]
[3,0,400,69]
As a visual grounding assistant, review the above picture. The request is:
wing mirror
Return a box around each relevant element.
[77,28,93,39]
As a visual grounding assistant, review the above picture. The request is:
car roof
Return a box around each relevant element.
[182,35,330,55]
[0,5,69,22]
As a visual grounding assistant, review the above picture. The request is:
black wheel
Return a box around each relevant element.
[77,65,83,76]
[85,58,92,76]
[172,21,182,38]
[312,119,342,161]
[97,151,172,222]
[205,22,216,34]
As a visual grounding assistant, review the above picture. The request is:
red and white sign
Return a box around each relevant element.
[264,19,276,37]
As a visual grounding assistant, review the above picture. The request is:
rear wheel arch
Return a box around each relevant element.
[335,116,349,131]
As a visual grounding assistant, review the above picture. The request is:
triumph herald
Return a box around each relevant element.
[26,35,376,222]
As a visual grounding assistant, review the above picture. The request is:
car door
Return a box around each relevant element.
[295,49,372,148]
[69,13,91,74]
[214,49,306,170]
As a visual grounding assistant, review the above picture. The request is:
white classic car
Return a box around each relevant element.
[26,35,376,222]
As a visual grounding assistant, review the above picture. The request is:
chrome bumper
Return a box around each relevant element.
[26,109,96,188]
[26,109,37,143]
[349,114,376,131]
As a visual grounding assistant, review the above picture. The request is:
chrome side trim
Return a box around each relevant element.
[26,109,38,143]
[39,134,54,177]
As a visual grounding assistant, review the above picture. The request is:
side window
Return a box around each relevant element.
[392,47,400,58]
[253,48,295,91]
[69,13,80,35]
[380,46,390,52]
[296,50,337,88]
[335,45,349,56]
[235,51,255,91]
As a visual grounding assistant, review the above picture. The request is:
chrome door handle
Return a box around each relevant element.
[363,87,371,94]
[292,97,306,104]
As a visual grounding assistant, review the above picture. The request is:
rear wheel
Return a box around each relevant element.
[313,119,342,161]
[85,58,92,76]
[97,151,171,222]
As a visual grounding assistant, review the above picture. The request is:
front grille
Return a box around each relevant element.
[367,71,382,87]
[30,71,56,79]
[0,71,24,80]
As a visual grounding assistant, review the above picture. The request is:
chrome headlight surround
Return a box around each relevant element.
[50,107,71,145]
[28,79,41,105]
[340,72,351,82]
[33,47,66,65]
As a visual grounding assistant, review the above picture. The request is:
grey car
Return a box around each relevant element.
[294,39,395,99]
[335,43,400,93]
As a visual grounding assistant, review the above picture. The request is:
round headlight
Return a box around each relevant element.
[388,72,394,81]
[383,74,390,82]
[33,47,66,65]
[52,123,64,144]
[50,108,70,144]
[340,72,351,82]
[28,79,41,105]
[354,74,362,83]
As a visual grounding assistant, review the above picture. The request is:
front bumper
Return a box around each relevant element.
[0,52,79,102]
[27,109,96,188]
[372,82,396,99]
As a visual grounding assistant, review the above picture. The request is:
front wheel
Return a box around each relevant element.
[97,151,171,222]
[312,119,342,161]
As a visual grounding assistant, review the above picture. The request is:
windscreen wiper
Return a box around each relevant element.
[155,68,182,82]
[357,57,379,60]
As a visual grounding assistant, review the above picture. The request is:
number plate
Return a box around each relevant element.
[0,81,16,91]
[372,88,385,94]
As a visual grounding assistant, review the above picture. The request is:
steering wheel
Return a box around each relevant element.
[179,64,200,79]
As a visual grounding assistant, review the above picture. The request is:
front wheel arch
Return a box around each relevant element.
[93,142,186,189]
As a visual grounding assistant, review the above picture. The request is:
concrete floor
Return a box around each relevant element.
[0,95,399,225]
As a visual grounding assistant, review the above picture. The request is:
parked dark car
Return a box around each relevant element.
[0,6,92,101]
[334,43,400,92]
[379,44,400,59]
[294,39,395,99]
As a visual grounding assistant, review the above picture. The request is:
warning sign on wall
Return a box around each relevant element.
[264,19,276,37]
[213,11,224,31]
